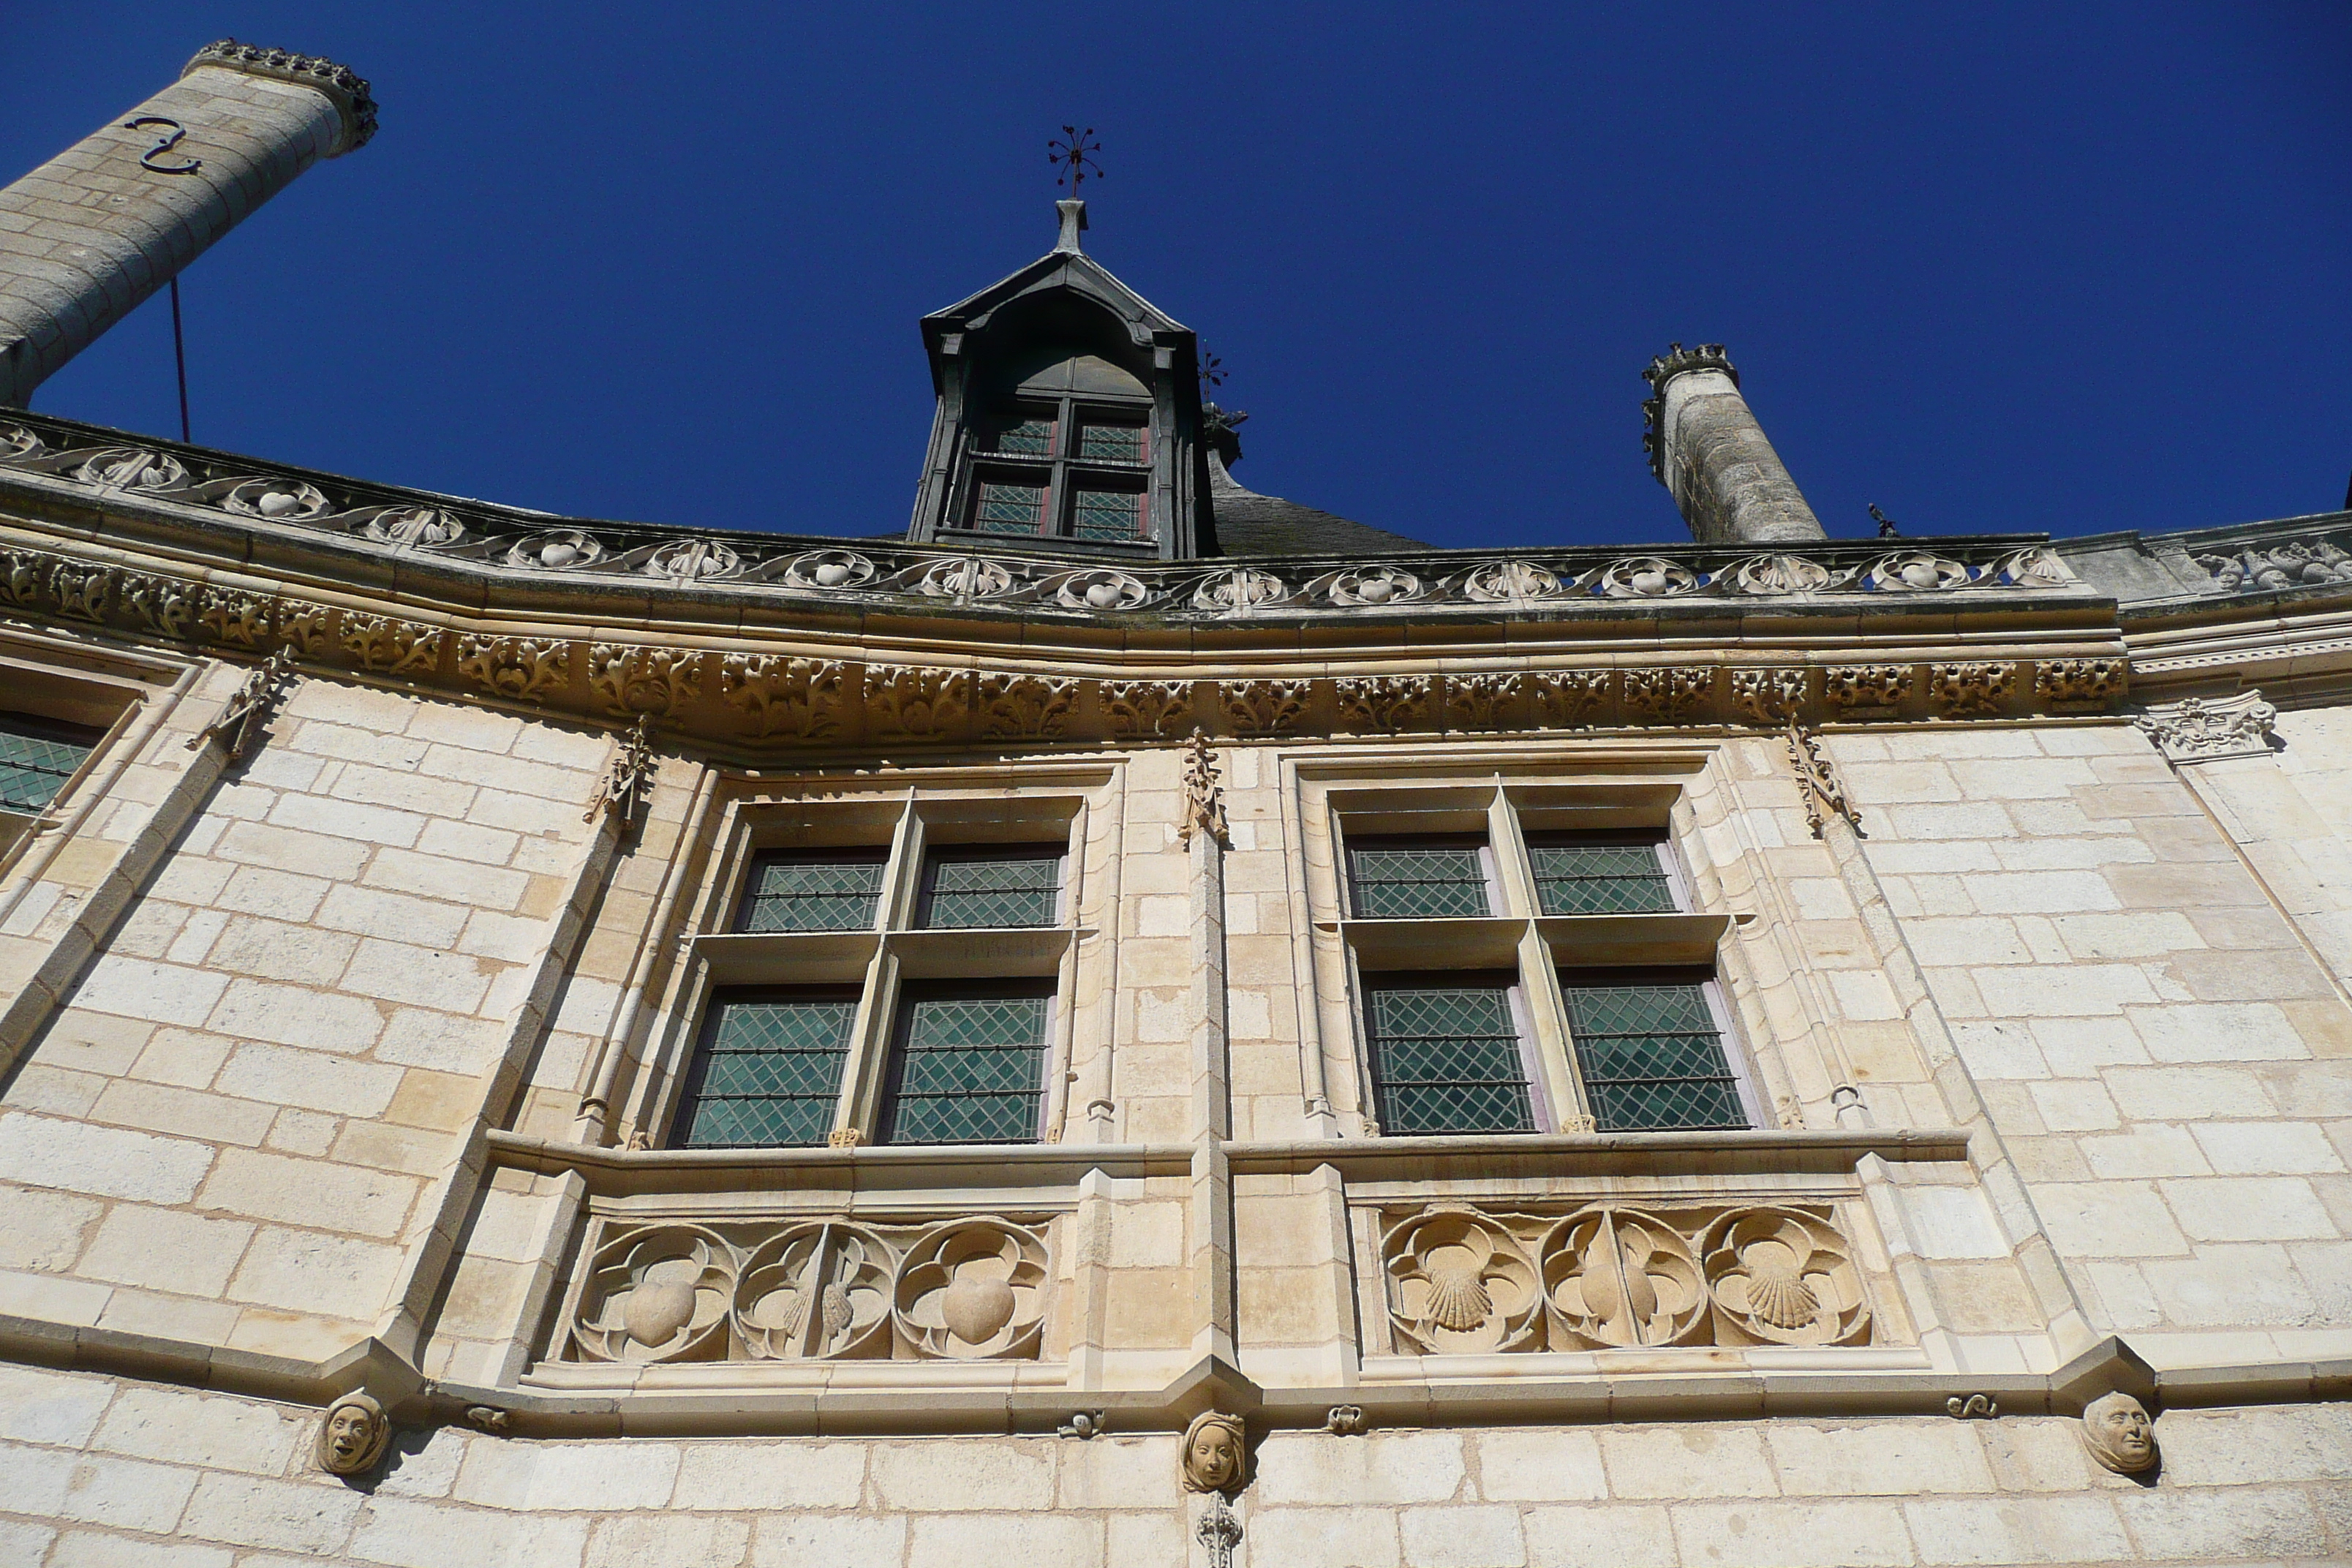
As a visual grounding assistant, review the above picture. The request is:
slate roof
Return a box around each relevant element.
[1207,451,1427,556]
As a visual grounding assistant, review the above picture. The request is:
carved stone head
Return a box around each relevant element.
[1180,1411,1249,1495]
[2080,1391,2157,1474]
[316,1391,391,1477]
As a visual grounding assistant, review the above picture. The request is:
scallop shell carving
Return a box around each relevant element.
[1381,1207,1542,1355]
[781,549,878,591]
[570,1224,736,1363]
[75,448,187,492]
[223,478,331,521]
[1728,553,1835,595]
[1700,1206,1871,1347]
[891,1216,1049,1360]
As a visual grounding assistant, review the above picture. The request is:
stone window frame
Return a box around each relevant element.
[946,391,1158,546]
[637,777,1100,1150]
[1314,774,1764,1137]
[0,632,170,875]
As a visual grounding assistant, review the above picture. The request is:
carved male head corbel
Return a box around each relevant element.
[1180,1410,1251,1496]
[2080,1390,2157,1475]
[316,1390,391,1477]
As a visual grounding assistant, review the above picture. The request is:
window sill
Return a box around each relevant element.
[1326,913,1732,968]
[691,926,1088,983]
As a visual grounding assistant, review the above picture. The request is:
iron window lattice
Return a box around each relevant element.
[1529,843,1677,915]
[1564,981,1745,1132]
[1362,980,1537,1136]
[677,992,856,1147]
[974,480,1047,534]
[920,848,1062,929]
[1071,488,1145,541]
[736,853,886,932]
[0,720,96,815]
[1348,843,1492,919]
[881,990,1051,1144]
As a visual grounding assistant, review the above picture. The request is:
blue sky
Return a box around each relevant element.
[9,4,2348,551]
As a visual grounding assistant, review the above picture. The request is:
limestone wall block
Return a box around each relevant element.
[869,1440,1052,1511]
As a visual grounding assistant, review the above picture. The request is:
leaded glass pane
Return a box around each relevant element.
[1348,843,1490,919]
[678,993,855,1147]
[1071,488,1143,541]
[1564,981,1745,1131]
[921,849,1060,929]
[1530,843,1677,915]
[737,853,885,932]
[0,720,94,815]
[974,480,1046,533]
[1077,423,1144,462]
[882,991,1049,1144]
[992,415,1055,455]
[1363,981,1535,1135]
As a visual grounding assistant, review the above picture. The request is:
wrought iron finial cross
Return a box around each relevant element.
[1198,347,1225,398]
[1049,126,1103,195]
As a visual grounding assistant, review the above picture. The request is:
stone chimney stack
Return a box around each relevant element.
[1642,344,1826,546]
[0,40,375,408]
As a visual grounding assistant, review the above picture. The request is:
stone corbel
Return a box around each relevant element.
[2133,690,2277,764]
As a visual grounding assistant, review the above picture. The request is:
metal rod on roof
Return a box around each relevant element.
[169,276,191,445]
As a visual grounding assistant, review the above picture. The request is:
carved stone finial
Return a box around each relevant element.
[2080,1390,2157,1474]
[186,648,295,763]
[1179,729,1228,848]
[1196,1493,1244,1568]
[315,1390,391,1477]
[1784,717,1861,839]
[1180,1410,1249,1496]
[587,715,657,833]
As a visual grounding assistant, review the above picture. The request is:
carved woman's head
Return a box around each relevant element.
[2080,1390,2157,1474]
[316,1391,391,1477]
[1181,1411,1248,1495]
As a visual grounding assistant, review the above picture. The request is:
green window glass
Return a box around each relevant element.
[920,848,1061,929]
[736,852,886,932]
[881,989,1049,1144]
[1563,980,1745,1132]
[677,991,856,1147]
[1362,979,1536,1135]
[1347,842,1490,919]
[974,480,1047,533]
[992,415,1055,455]
[1071,488,1143,541]
[0,716,97,815]
[1077,422,1144,462]
[1529,843,1677,915]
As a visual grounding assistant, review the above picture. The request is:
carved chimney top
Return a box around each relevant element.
[184,39,378,154]
[1055,199,1088,254]
[1640,342,1739,483]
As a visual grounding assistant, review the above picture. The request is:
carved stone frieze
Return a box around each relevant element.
[1865,551,1970,592]
[2135,690,2277,764]
[1379,1201,1875,1354]
[0,424,42,461]
[198,590,273,648]
[1530,670,1610,728]
[1730,668,1806,725]
[590,643,704,717]
[1623,666,1711,722]
[1730,553,1835,595]
[781,549,878,591]
[735,1221,894,1360]
[509,530,604,571]
[74,448,186,492]
[1052,568,1150,612]
[1335,674,1436,734]
[458,635,572,704]
[222,478,331,522]
[1825,663,1912,717]
[892,1217,1050,1360]
[118,573,197,638]
[1992,546,2072,588]
[918,557,1018,600]
[643,538,741,581]
[1223,678,1313,735]
[358,505,464,548]
[342,613,445,675]
[720,653,847,739]
[48,560,113,622]
[1101,679,1191,739]
[977,673,1078,738]
[1324,565,1425,608]
[867,664,970,738]
[1929,661,2014,717]
[2034,656,2127,709]
[1460,560,1562,603]
[1191,567,1286,614]
[0,550,42,607]
[277,601,336,658]
[2193,537,2352,594]
[1599,557,1701,598]
[570,1224,735,1363]
[1443,672,1523,731]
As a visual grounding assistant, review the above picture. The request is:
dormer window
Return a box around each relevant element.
[957,388,1153,543]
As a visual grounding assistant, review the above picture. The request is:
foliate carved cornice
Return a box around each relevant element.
[0,541,2137,750]
[186,39,378,152]
[2134,690,2277,763]
[2191,537,2352,595]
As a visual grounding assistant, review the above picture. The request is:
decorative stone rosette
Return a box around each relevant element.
[892,1216,1051,1360]
[571,1224,736,1363]
[1539,1207,1707,1349]
[1382,1207,1544,1354]
[1700,1206,1871,1346]
[1379,1202,1874,1354]
[735,1221,895,1360]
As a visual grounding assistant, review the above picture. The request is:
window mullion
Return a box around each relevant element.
[837,943,902,1142]
[1516,924,1588,1131]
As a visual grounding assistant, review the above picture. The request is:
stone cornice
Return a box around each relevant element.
[184,39,377,154]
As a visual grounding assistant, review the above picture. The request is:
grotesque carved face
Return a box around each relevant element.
[1180,1412,1247,1494]
[2081,1392,2156,1474]
[316,1393,389,1476]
